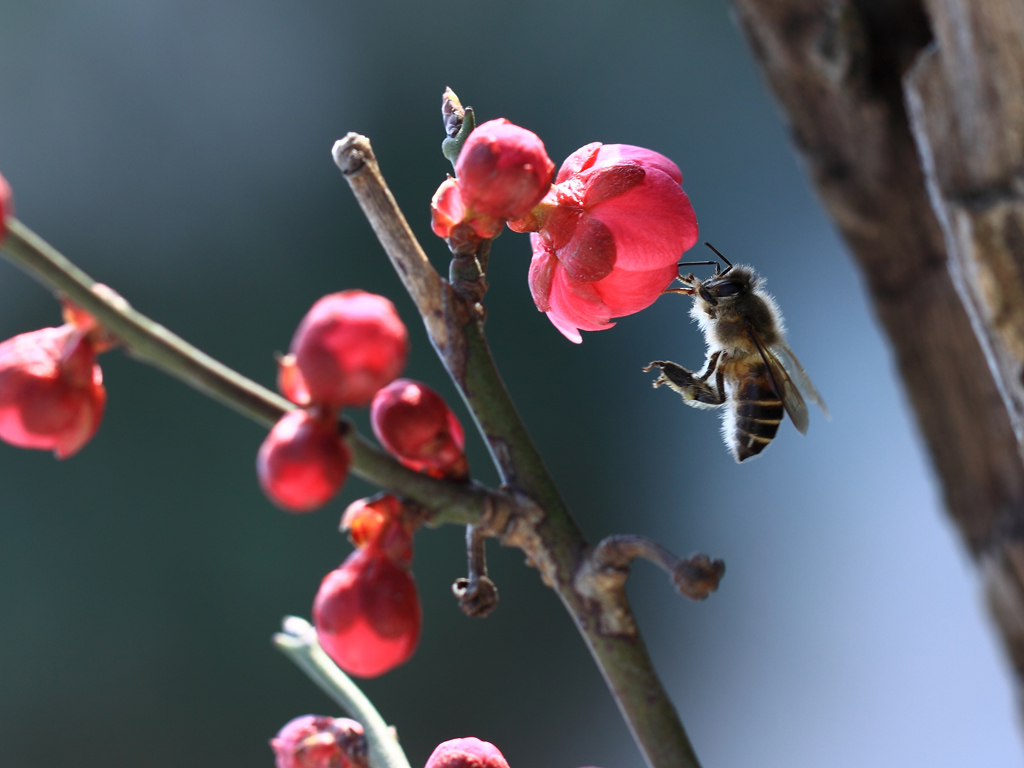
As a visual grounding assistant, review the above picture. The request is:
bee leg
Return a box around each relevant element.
[669,272,699,291]
[643,360,726,407]
[696,351,721,382]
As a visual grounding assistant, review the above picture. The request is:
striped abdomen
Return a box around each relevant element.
[726,364,783,462]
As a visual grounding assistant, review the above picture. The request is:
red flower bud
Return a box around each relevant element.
[0,171,13,244]
[370,379,467,480]
[454,119,554,221]
[430,177,504,244]
[279,291,409,408]
[424,738,510,768]
[313,544,421,678]
[431,177,467,239]
[257,409,351,512]
[60,284,128,354]
[270,714,368,768]
[510,143,698,343]
[0,325,106,458]
[340,494,414,567]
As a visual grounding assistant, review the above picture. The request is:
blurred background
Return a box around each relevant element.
[0,1,1020,766]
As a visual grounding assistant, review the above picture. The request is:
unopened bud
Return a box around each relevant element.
[442,87,465,139]
[279,291,408,408]
[371,379,468,480]
[0,325,106,458]
[454,119,554,220]
[313,545,421,678]
[424,738,510,768]
[340,494,414,567]
[270,714,368,768]
[257,409,350,512]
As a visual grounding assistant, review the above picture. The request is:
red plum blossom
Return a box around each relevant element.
[510,143,698,343]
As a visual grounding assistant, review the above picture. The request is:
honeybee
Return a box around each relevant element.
[644,243,828,462]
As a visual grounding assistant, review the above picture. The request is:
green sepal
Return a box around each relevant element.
[442,106,476,169]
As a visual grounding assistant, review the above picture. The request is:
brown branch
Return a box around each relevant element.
[332,133,705,768]
[332,135,449,353]
[0,219,502,526]
[575,536,725,635]
[903,0,1024,703]
[730,0,1024,710]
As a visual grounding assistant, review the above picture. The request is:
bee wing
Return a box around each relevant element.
[770,341,830,421]
[745,328,810,434]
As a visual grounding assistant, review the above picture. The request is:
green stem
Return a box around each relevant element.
[0,219,496,523]
[3,219,289,426]
[462,312,702,768]
[274,616,412,768]
[333,134,702,768]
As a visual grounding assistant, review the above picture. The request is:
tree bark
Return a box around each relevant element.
[730,0,1024,717]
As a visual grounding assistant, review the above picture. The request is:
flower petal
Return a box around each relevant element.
[558,213,616,283]
[588,172,697,271]
[588,144,683,184]
[594,262,680,317]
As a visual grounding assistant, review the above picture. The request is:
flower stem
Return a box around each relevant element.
[333,134,702,768]
[0,218,497,523]
[274,617,412,768]
[2,219,290,426]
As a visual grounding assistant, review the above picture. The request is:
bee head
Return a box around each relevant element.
[698,265,756,306]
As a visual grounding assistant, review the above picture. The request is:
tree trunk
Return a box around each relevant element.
[730,0,1024,720]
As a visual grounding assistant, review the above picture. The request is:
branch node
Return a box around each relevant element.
[673,553,726,601]
[332,133,369,176]
[452,575,499,617]
[576,535,726,623]
[452,523,499,617]
[448,252,488,311]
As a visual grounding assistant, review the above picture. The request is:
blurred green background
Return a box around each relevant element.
[0,2,1020,767]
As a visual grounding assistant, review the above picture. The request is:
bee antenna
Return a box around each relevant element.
[676,259,721,271]
[703,242,733,274]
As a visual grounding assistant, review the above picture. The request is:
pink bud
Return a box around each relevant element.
[0,171,13,244]
[430,177,504,245]
[0,325,106,458]
[60,284,127,354]
[257,409,351,512]
[313,545,421,678]
[431,177,467,239]
[424,737,510,768]
[510,143,698,343]
[270,714,368,768]
[370,379,467,480]
[280,291,409,408]
[454,119,555,221]
[340,494,414,568]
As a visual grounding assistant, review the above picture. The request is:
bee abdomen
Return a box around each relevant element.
[729,378,783,462]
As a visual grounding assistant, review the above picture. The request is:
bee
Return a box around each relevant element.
[644,243,828,462]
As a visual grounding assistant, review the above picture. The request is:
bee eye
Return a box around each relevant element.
[713,281,742,297]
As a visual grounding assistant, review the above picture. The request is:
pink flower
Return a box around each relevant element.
[455,119,555,221]
[278,291,408,408]
[510,143,698,343]
[424,738,510,768]
[0,325,106,458]
[257,408,351,512]
[270,715,368,768]
[0,171,13,244]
